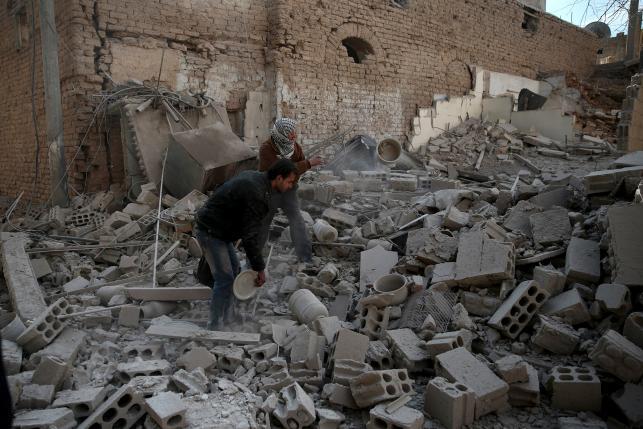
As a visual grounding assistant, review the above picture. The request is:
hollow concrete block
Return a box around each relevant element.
[624,312,643,349]
[273,382,316,429]
[547,366,601,412]
[540,288,590,325]
[13,408,76,429]
[76,385,145,429]
[423,376,475,429]
[16,298,74,353]
[532,315,580,355]
[145,391,187,429]
[488,280,550,339]
[589,329,643,382]
[367,402,424,429]
[52,386,113,419]
[349,369,414,408]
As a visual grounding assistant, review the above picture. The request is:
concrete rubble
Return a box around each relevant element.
[2,108,643,429]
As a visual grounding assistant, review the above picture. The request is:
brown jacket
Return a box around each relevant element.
[258,138,311,181]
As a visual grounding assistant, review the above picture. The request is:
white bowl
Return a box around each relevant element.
[233,270,259,301]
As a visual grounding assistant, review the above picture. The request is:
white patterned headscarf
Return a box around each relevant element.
[271,118,297,158]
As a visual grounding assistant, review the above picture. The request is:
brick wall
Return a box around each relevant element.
[269,0,600,145]
[0,0,599,202]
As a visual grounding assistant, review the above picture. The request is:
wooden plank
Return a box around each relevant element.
[126,287,211,301]
[145,322,260,345]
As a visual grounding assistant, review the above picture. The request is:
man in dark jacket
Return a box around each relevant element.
[258,118,323,262]
[196,159,298,330]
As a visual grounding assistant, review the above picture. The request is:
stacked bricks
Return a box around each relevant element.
[488,280,550,339]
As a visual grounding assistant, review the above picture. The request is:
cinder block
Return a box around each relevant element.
[322,208,357,229]
[435,347,508,418]
[212,345,245,372]
[540,288,590,325]
[122,342,165,360]
[389,176,418,192]
[366,340,394,370]
[589,329,643,382]
[27,327,86,370]
[62,276,90,293]
[529,208,571,245]
[246,343,278,363]
[547,366,601,411]
[13,408,75,429]
[460,291,501,316]
[317,408,345,429]
[624,312,643,349]
[313,317,341,344]
[123,202,151,219]
[349,369,414,408]
[273,382,316,429]
[431,177,461,192]
[330,328,369,363]
[104,211,132,230]
[32,355,69,390]
[533,265,566,296]
[367,402,424,429]
[114,221,142,242]
[145,391,187,429]
[385,328,431,372]
[52,386,113,419]
[611,383,643,427]
[494,354,528,384]
[508,364,540,407]
[2,339,22,375]
[16,298,74,353]
[321,383,358,409]
[289,361,324,387]
[488,280,550,339]
[564,237,600,284]
[116,359,171,383]
[332,359,372,386]
[77,385,145,429]
[358,306,390,339]
[424,331,465,358]
[176,347,216,371]
[118,305,140,328]
[442,206,469,230]
[30,258,52,279]
[532,315,580,355]
[18,384,55,409]
[424,376,475,429]
[172,368,209,394]
[595,283,631,316]
[454,229,515,286]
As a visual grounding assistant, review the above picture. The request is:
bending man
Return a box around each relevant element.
[195,159,298,330]
[258,118,323,263]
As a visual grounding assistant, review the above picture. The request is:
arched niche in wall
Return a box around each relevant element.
[445,59,473,96]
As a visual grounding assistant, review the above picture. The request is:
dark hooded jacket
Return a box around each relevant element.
[196,170,271,271]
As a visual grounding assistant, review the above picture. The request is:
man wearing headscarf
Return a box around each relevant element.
[258,118,323,262]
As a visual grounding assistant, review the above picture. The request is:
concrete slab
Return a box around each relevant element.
[126,287,212,301]
[564,237,600,284]
[1,233,47,322]
[455,229,515,286]
[510,109,574,143]
[13,408,75,429]
[584,166,643,194]
[611,383,643,427]
[435,347,509,418]
[529,208,571,245]
[607,205,643,286]
[145,321,260,344]
[359,245,398,290]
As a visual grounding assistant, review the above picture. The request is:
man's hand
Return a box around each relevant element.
[309,156,324,167]
[255,270,266,287]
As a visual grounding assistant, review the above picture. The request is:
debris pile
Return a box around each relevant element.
[3,127,643,428]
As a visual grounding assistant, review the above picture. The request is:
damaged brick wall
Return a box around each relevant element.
[269,0,600,144]
[0,0,598,202]
[0,1,84,204]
